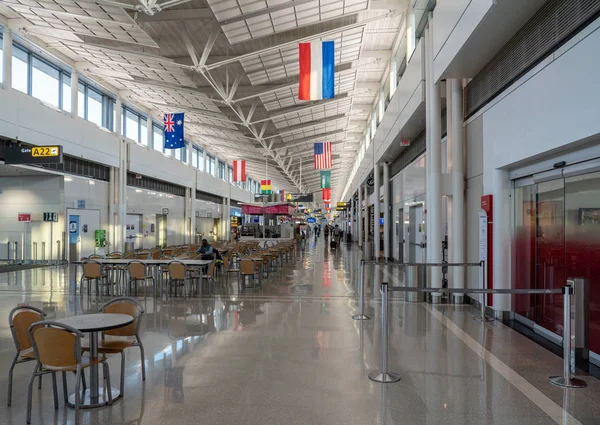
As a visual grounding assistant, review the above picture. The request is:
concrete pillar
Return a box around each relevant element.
[374,162,381,259]
[358,185,363,247]
[426,21,443,296]
[118,140,127,251]
[383,162,390,260]
[71,69,78,117]
[350,193,355,242]
[109,167,116,250]
[450,78,465,302]
[493,169,511,312]
[2,27,12,89]
[424,25,432,266]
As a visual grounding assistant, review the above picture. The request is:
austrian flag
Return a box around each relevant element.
[233,160,246,182]
[298,41,335,101]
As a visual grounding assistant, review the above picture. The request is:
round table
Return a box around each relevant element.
[56,313,134,408]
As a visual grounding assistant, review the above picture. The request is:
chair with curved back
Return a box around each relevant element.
[167,261,196,298]
[82,297,145,395]
[7,306,47,406]
[127,261,154,297]
[222,257,239,287]
[80,260,110,296]
[27,321,113,425]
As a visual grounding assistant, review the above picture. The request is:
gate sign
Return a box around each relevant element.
[18,213,31,222]
[4,145,63,165]
[307,217,317,224]
[43,212,58,222]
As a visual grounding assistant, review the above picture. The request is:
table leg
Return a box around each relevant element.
[89,331,99,404]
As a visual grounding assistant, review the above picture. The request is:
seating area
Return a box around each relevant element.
[77,241,297,298]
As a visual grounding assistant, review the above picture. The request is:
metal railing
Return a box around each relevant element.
[368,281,586,389]
[352,260,484,321]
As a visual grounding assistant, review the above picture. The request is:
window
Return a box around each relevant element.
[248,177,253,192]
[140,118,148,146]
[218,160,226,180]
[228,166,233,183]
[87,88,103,127]
[0,42,3,84]
[208,155,216,176]
[198,147,204,171]
[124,109,139,142]
[192,148,199,168]
[77,85,85,119]
[12,46,28,94]
[153,125,163,152]
[31,57,59,107]
[62,74,71,113]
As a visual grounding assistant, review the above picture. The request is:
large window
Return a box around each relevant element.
[124,109,139,143]
[208,155,216,176]
[77,85,85,119]
[198,147,204,171]
[228,166,233,183]
[218,160,226,180]
[153,124,163,152]
[192,147,199,168]
[87,88,103,127]
[0,42,3,84]
[140,118,147,146]
[31,57,59,107]
[62,74,71,113]
[12,46,28,94]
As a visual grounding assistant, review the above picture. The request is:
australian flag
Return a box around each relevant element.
[163,113,185,149]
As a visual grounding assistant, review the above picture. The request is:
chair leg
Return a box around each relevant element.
[120,351,125,395]
[7,352,18,406]
[26,363,39,424]
[102,362,113,405]
[81,369,87,393]
[38,373,42,390]
[74,365,82,425]
[62,372,69,404]
[139,343,146,381]
[51,372,59,409]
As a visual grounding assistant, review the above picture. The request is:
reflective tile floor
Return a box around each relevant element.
[1,238,599,425]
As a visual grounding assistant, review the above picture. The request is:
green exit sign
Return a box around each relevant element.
[43,212,58,222]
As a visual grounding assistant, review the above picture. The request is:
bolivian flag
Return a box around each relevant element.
[261,179,272,194]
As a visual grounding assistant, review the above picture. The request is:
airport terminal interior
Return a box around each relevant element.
[1,0,600,424]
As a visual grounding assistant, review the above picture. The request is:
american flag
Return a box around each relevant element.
[314,142,332,169]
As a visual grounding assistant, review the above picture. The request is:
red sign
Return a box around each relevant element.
[18,213,31,222]
[241,204,264,215]
[401,139,411,146]
[264,204,294,215]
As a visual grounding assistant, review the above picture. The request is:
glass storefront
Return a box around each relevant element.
[513,164,600,355]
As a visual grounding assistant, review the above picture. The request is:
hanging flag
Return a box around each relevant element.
[320,170,331,188]
[163,113,185,149]
[233,160,246,182]
[279,190,285,202]
[322,188,331,202]
[298,41,335,101]
[261,179,272,194]
[314,142,332,169]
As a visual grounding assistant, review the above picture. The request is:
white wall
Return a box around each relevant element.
[0,174,64,262]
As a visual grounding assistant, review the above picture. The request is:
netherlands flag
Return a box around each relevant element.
[233,160,246,182]
[298,41,335,101]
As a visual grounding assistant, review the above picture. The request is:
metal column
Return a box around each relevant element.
[374,162,380,259]
[383,162,390,260]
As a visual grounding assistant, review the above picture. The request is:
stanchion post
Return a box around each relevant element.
[56,240,61,265]
[33,242,38,264]
[550,284,586,388]
[41,242,46,264]
[474,260,493,322]
[14,241,18,264]
[353,260,371,320]
[369,282,401,383]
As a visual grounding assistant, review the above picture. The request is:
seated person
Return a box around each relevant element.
[197,239,214,257]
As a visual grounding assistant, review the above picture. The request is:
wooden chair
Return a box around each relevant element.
[223,257,239,287]
[27,322,113,425]
[199,262,217,294]
[127,261,154,297]
[136,250,151,260]
[150,247,162,259]
[238,259,259,289]
[7,306,47,406]
[80,260,110,296]
[166,261,196,298]
[83,297,145,395]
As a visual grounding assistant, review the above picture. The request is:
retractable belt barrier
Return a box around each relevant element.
[366,281,586,389]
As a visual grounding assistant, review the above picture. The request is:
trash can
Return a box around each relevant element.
[406,265,425,302]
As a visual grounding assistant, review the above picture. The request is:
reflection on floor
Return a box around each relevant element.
[1,238,599,425]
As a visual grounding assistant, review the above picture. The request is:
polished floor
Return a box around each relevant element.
[1,238,599,425]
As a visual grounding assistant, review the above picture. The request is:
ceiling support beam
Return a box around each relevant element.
[178,22,199,67]
[133,8,213,22]
[199,30,220,69]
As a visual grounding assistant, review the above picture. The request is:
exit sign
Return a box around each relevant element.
[18,213,31,222]
[43,212,58,222]
[401,139,411,146]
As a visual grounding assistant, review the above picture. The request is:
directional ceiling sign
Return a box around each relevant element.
[4,145,63,165]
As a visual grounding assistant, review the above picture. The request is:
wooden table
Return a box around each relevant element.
[55,313,134,408]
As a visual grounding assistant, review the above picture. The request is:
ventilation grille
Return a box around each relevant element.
[464,0,600,118]
[196,190,223,205]
[127,173,186,197]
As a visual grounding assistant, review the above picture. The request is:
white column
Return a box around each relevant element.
[358,185,363,247]
[383,162,390,260]
[71,68,78,117]
[118,140,127,251]
[373,162,381,258]
[426,22,443,296]
[2,27,12,89]
[424,25,432,266]
[493,169,511,312]
[450,79,465,302]
[109,167,116,250]
[115,96,122,137]
[226,191,231,242]
[350,193,355,242]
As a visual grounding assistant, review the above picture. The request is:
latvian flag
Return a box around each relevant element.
[261,180,272,194]
[299,41,335,101]
[233,160,246,182]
